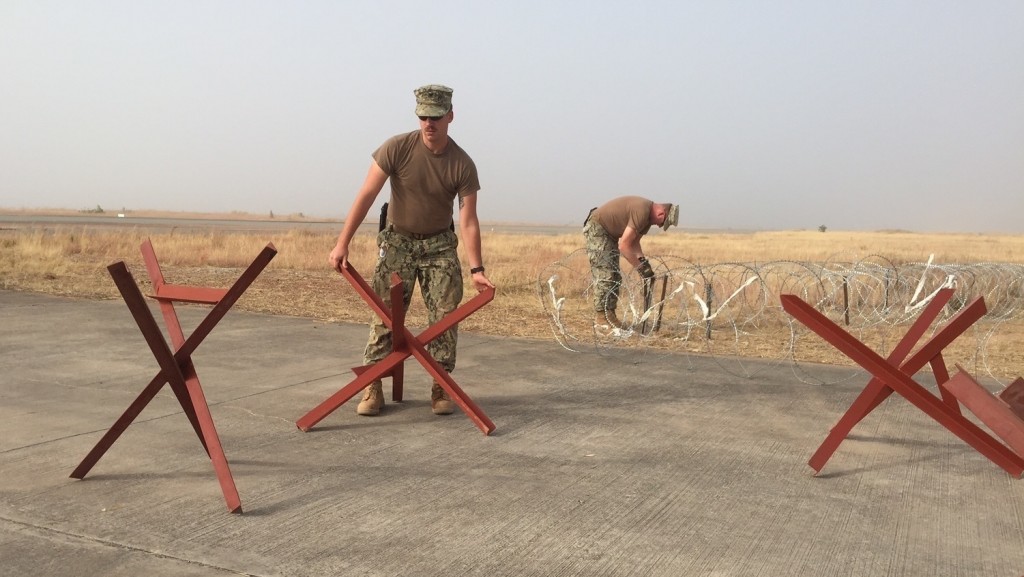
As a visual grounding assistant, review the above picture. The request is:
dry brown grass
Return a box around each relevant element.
[1,206,323,222]
[640,229,1024,266]
[3,222,1024,376]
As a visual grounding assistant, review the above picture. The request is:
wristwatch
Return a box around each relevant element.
[470,266,485,274]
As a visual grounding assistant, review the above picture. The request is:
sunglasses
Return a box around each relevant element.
[418,115,444,122]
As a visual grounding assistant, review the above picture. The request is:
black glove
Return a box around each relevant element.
[637,258,655,281]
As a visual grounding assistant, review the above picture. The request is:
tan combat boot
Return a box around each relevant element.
[431,382,454,415]
[595,310,622,333]
[356,379,384,416]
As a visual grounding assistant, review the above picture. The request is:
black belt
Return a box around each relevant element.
[390,223,449,240]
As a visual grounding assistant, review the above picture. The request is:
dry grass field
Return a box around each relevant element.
[3,212,1024,378]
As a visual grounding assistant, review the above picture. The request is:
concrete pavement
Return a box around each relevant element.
[1,289,1022,576]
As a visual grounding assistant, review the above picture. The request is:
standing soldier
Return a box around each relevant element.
[329,84,494,416]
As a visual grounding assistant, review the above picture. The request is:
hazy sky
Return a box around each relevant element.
[2,1,1022,233]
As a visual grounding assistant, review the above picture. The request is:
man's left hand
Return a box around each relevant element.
[472,271,495,292]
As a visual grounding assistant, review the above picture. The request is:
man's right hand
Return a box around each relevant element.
[637,259,655,281]
[328,243,349,273]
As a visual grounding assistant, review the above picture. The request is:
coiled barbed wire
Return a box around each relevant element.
[537,250,1024,386]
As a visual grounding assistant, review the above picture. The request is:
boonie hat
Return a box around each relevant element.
[414,84,453,117]
[662,204,679,231]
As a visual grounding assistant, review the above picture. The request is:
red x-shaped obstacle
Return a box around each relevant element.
[781,287,1024,477]
[70,239,277,513]
[941,367,1024,462]
[296,264,496,435]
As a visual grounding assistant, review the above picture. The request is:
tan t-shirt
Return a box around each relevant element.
[373,130,480,234]
[593,196,653,238]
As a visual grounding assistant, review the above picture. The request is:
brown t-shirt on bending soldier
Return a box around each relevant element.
[372,130,481,235]
[592,196,654,238]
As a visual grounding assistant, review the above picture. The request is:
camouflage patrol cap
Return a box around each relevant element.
[662,203,679,231]
[414,84,453,117]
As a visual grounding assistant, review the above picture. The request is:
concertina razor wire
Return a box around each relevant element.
[537,250,1024,386]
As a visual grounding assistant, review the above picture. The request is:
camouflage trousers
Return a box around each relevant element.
[583,219,621,313]
[363,227,464,372]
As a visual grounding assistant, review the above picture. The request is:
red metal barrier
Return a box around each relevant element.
[781,288,1024,477]
[942,367,1024,461]
[296,264,496,435]
[70,239,277,513]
